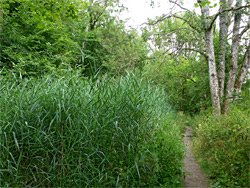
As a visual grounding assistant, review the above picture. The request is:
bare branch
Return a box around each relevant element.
[169,0,200,26]
[239,23,250,37]
[141,12,181,26]
[147,14,171,26]
[169,0,195,16]
[208,3,250,30]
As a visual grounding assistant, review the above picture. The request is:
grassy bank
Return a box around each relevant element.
[192,108,250,187]
[0,73,184,187]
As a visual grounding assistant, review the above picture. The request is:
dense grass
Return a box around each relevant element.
[0,73,184,187]
[192,107,250,187]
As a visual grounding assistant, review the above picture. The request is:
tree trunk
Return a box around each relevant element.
[223,0,242,114]
[206,29,221,114]
[201,5,221,115]
[218,0,233,100]
[235,44,250,94]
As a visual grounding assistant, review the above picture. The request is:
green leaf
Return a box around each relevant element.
[200,2,206,7]
[37,23,45,29]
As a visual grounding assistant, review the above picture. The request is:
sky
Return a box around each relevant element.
[117,0,250,77]
[118,0,221,30]
[119,0,198,29]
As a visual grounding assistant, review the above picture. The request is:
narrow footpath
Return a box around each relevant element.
[183,127,209,188]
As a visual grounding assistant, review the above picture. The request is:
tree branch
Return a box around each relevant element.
[239,23,250,37]
[117,49,170,70]
[169,0,199,24]
[173,15,200,33]
[176,47,207,58]
[174,75,197,83]
[208,3,250,30]
[143,14,171,26]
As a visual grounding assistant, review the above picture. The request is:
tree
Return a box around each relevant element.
[144,0,250,114]
[141,16,211,113]
[0,0,147,76]
[199,0,250,114]
[144,52,210,113]
[0,0,80,76]
[75,0,148,76]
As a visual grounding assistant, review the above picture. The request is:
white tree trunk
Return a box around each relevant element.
[206,30,221,114]
[235,44,250,94]
[218,0,233,100]
[201,4,221,114]
[223,0,242,114]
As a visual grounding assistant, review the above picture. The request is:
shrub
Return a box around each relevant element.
[0,73,184,187]
[193,107,250,187]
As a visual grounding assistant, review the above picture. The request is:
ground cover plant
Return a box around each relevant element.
[0,72,184,187]
[192,107,250,187]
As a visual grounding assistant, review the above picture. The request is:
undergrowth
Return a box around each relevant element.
[0,72,184,187]
[192,107,250,187]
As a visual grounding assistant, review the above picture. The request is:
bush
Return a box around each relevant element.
[193,107,250,187]
[143,55,210,114]
[0,73,184,187]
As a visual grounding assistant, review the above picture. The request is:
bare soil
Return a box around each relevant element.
[183,127,209,188]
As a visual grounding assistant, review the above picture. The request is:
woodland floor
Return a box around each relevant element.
[183,127,209,188]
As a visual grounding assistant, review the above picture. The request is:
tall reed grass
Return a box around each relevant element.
[0,73,183,187]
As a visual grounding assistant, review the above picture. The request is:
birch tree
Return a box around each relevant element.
[145,0,250,114]
[218,0,233,100]
[200,0,250,114]
[200,1,221,114]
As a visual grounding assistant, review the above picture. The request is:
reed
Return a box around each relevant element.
[0,72,183,187]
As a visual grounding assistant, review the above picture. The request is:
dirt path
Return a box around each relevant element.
[183,127,209,188]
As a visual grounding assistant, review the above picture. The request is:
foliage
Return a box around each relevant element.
[0,73,184,187]
[140,14,213,114]
[143,12,203,57]
[0,0,80,76]
[76,0,148,75]
[143,53,210,114]
[0,0,147,77]
[143,1,250,114]
[192,107,250,187]
[235,80,250,111]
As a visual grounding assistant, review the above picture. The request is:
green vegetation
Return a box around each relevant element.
[0,73,184,186]
[192,107,250,187]
[1,0,250,187]
[144,54,210,114]
[190,82,250,187]
[0,0,147,76]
